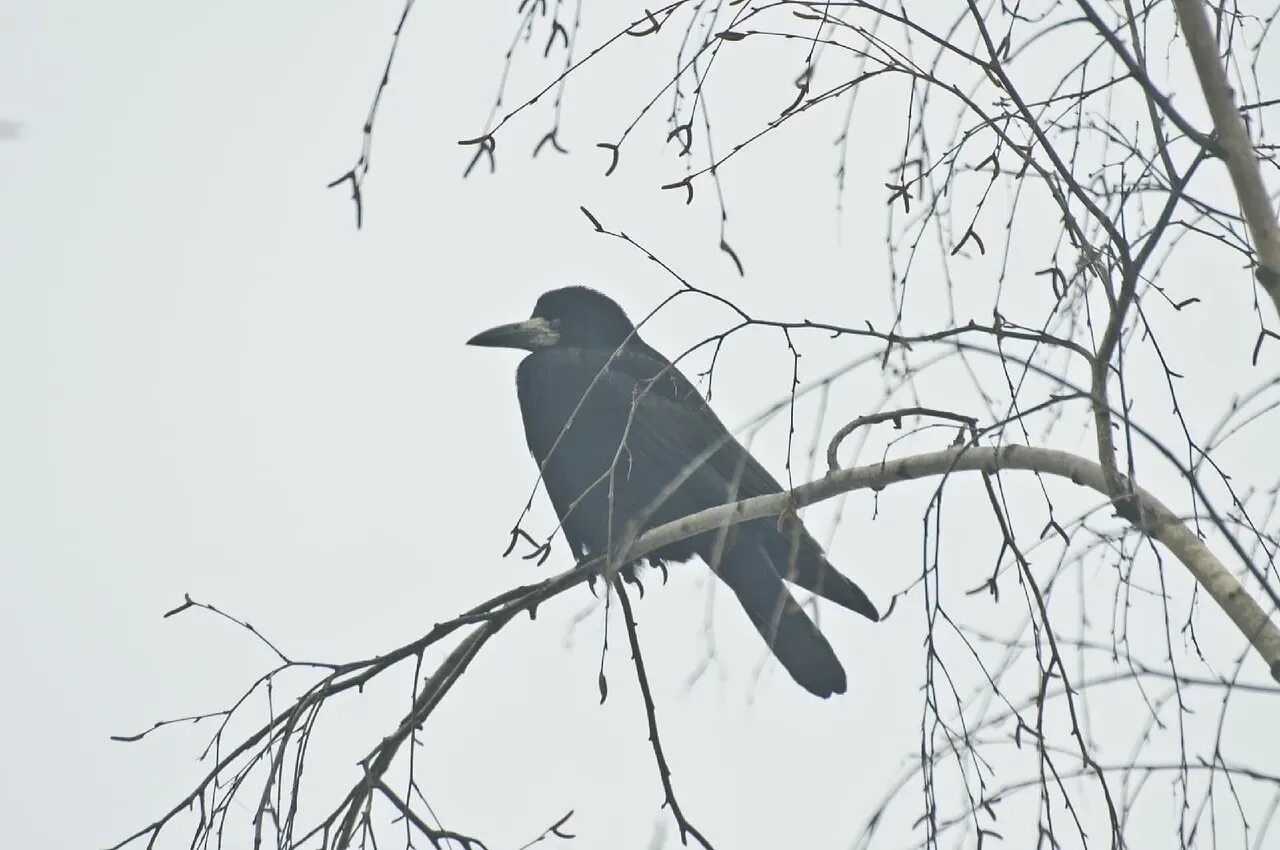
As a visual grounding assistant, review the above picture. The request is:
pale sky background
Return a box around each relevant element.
[2,3,1277,850]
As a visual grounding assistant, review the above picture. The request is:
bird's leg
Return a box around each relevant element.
[621,567,646,598]
[602,518,645,587]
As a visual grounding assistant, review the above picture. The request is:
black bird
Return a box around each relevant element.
[468,287,878,697]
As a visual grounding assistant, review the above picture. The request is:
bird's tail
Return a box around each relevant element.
[762,516,880,622]
[708,537,848,698]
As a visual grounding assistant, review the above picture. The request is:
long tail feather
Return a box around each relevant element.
[761,517,880,622]
[708,538,848,698]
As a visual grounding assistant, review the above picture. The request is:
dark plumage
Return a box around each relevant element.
[468,286,878,697]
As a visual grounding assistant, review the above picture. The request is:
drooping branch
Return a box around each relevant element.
[613,580,714,850]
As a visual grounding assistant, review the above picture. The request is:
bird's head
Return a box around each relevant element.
[466,286,638,351]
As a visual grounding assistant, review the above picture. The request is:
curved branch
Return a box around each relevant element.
[631,445,1280,682]
[339,446,1280,843]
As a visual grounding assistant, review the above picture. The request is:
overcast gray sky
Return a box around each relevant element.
[2,3,1277,849]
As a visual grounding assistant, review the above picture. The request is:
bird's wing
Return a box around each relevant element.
[607,348,880,621]
[607,348,783,497]
[520,346,877,621]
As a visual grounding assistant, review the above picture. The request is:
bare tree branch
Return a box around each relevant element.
[652,444,1280,682]
[1172,0,1280,314]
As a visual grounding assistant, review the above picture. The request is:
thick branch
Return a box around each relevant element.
[1173,0,1280,313]
[634,445,1280,682]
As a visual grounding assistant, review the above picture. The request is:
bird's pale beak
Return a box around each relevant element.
[466,317,561,350]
